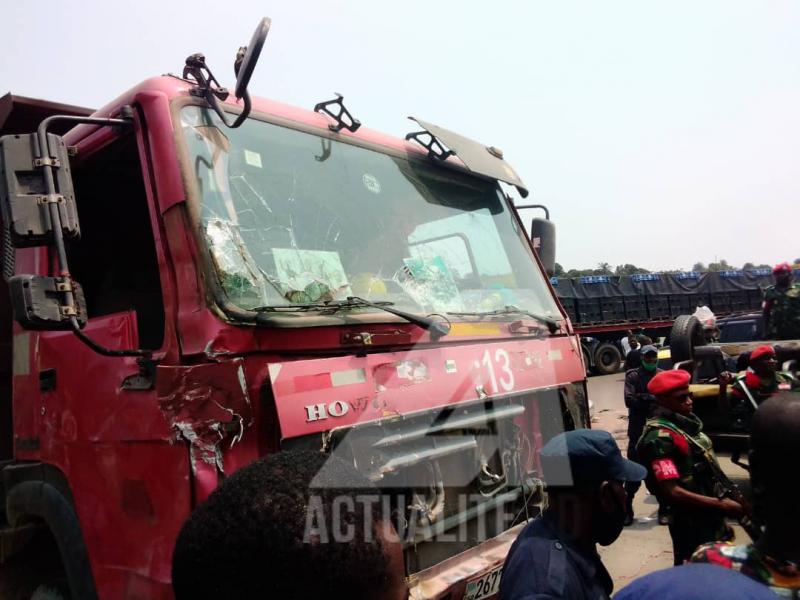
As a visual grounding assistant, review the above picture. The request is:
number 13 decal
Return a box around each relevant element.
[481,348,515,393]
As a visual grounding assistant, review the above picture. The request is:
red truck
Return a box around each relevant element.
[0,19,588,599]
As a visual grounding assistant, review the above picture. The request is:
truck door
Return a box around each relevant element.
[29,130,191,595]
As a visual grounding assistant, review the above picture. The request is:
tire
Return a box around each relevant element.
[594,343,622,375]
[670,315,706,363]
[0,530,70,600]
[582,346,592,376]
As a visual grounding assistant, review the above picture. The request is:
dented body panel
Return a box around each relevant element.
[2,75,588,600]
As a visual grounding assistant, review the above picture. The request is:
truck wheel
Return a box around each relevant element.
[670,315,705,363]
[594,343,622,375]
[0,530,69,600]
[582,347,592,376]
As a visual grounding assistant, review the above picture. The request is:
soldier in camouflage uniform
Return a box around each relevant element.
[637,370,743,565]
[731,345,800,400]
[724,345,800,431]
[763,263,800,340]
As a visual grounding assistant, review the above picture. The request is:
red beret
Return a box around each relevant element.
[647,370,691,396]
[773,262,793,274]
[750,345,776,361]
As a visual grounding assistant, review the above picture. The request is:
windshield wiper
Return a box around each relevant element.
[253,297,451,340]
[447,305,559,334]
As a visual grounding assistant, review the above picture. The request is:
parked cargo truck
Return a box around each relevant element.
[0,19,589,599]
[548,270,774,374]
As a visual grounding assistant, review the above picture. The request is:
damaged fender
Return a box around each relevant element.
[156,359,253,474]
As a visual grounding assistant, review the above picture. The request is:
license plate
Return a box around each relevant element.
[463,566,503,600]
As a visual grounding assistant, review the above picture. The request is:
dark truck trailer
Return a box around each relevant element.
[551,269,782,374]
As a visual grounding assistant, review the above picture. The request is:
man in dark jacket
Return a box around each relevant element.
[500,430,646,600]
[623,345,663,525]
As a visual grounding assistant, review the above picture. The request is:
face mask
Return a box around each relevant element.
[592,484,626,546]
[642,361,657,372]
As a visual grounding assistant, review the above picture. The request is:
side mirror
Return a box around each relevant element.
[530,216,556,276]
[234,17,271,100]
[0,110,148,356]
[0,131,86,331]
[515,203,556,276]
[9,275,87,330]
[0,133,80,246]
[182,17,272,129]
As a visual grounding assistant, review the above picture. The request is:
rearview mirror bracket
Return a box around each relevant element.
[183,17,270,129]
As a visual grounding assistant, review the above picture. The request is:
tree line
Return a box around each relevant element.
[553,259,800,279]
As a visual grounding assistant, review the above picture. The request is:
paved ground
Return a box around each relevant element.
[587,373,751,591]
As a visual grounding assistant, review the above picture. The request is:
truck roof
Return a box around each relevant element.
[4,78,528,195]
[82,75,434,160]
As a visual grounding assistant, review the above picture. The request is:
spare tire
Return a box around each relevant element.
[670,315,706,363]
[594,343,622,375]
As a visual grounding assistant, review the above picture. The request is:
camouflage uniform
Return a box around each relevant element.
[763,283,800,340]
[637,407,730,564]
[729,370,800,430]
[692,542,800,599]
[731,370,800,403]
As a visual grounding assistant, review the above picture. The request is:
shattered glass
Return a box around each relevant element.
[179,106,559,320]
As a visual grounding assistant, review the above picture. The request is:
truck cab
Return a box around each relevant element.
[0,21,588,599]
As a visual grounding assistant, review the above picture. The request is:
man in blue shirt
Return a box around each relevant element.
[499,429,646,599]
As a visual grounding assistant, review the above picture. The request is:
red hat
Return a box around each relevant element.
[647,369,691,396]
[750,345,776,362]
[773,262,793,274]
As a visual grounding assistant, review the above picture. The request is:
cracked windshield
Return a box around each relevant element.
[180,106,558,320]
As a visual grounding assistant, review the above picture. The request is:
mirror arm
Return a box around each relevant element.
[514,203,550,220]
[36,114,151,358]
[205,89,251,129]
[71,323,152,358]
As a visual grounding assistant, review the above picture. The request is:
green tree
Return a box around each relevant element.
[692,262,706,272]
[615,264,650,276]
[553,263,565,277]
[707,259,731,272]
[596,262,613,275]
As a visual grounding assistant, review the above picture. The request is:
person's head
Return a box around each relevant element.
[773,262,794,287]
[540,430,646,546]
[749,345,778,378]
[640,345,658,372]
[648,369,693,415]
[749,392,800,525]
[615,564,781,600]
[172,450,407,600]
[629,338,640,350]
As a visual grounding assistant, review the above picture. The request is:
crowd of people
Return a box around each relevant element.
[500,382,800,599]
[167,263,800,599]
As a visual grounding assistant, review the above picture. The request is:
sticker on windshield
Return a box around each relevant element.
[244,149,263,168]
[362,173,381,194]
[273,249,352,302]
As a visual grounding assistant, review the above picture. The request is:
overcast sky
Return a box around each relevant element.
[3,0,798,272]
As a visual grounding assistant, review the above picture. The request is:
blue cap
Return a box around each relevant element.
[539,429,647,486]
[615,564,779,599]
[641,345,658,356]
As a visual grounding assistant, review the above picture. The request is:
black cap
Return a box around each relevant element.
[539,429,647,486]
